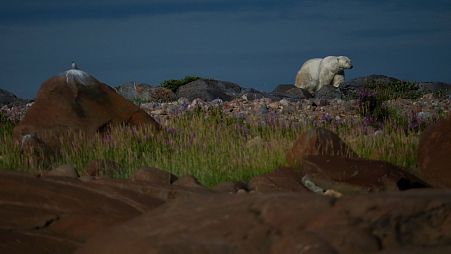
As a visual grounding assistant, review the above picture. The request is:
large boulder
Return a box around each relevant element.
[269,84,312,100]
[0,88,27,106]
[286,127,358,167]
[418,115,451,188]
[114,81,154,101]
[302,155,429,194]
[342,74,401,89]
[238,88,266,101]
[77,190,451,254]
[176,78,242,101]
[314,84,343,100]
[13,69,161,156]
[115,82,176,102]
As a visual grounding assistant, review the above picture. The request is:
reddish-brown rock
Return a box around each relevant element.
[248,167,309,193]
[84,159,122,177]
[76,190,451,254]
[211,181,248,193]
[286,127,358,167]
[13,71,160,157]
[302,155,429,193]
[130,167,177,185]
[172,175,205,189]
[418,114,451,188]
[0,171,207,253]
[46,164,79,178]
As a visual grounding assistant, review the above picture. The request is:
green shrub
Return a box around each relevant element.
[363,80,422,100]
[160,76,200,92]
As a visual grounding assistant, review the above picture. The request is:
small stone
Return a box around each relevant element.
[131,167,177,185]
[279,99,289,107]
[257,104,268,114]
[324,189,343,198]
[47,164,79,178]
[84,160,122,177]
[151,109,165,115]
[211,98,224,105]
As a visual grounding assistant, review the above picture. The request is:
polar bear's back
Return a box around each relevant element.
[295,58,322,90]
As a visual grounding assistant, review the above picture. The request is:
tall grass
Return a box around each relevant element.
[0,107,433,186]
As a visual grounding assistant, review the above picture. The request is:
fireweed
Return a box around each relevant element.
[0,107,445,186]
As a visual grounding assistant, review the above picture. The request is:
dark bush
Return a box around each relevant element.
[364,80,422,100]
[160,76,200,92]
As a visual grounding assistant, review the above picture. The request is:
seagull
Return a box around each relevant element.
[71,61,78,70]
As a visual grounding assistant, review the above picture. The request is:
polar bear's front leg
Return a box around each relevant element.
[332,71,345,88]
[318,69,336,90]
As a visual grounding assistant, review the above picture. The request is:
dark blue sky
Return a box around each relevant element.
[1,0,451,98]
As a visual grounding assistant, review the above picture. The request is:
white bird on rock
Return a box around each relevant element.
[71,61,78,70]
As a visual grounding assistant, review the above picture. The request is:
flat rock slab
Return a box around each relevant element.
[302,155,429,193]
[77,190,451,254]
[0,171,208,253]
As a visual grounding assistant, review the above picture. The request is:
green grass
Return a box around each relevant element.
[0,107,430,186]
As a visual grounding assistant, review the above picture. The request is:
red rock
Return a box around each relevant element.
[172,175,205,189]
[248,167,309,193]
[0,171,208,253]
[76,190,451,254]
[418,115,451,188]
[13,71,160,157]
[130,167,177,185]
[211,181,248,193]
[302,155,429,193]
[84,159,122,177]
[286,127,358,167]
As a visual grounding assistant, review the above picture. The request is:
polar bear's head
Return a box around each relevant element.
[337,56,353,70]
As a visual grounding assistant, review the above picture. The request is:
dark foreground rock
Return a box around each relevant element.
[418,114,451,188]
[77,190,451,254]
[248,167,308,193]
[302,155,429,193]
[0,171,208,253]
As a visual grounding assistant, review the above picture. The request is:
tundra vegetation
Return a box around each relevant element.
[0,80,446,186]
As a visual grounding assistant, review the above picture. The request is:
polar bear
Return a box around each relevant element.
[295,56,353,93]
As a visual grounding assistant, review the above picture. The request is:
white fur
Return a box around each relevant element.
[295,56,353,93]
